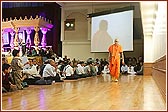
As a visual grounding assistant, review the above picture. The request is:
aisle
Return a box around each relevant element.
[2,74,166,110]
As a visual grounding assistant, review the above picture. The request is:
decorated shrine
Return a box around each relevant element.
[2,15,53,51]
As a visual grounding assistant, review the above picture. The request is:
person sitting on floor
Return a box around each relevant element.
[2,63,17,92]
[63,61,79,80]
[121,63,128,74]
[76,61,88,78]
[23,59,39,76]
[135,62,143,75]
[23,59,41,85]
[84,62,92,77]
[2,57,8,65]
[127,64,136,75]
[42,59,63,82]
[32,58,41,75]
[95,62,102,75]
[51,61,64,82]
[57,60,66,77]
[10,49,29,90]
[102,63,110,74]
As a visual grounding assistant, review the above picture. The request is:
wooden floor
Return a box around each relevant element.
[2,74,166,111]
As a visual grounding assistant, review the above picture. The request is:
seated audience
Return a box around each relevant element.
[11,49,29,90]
[128,64,136,75]
[2,63,17,92]
[43,59,63,82]
[23,59,39,76]
[132,57,137,66]
[84,62,92,77]
[21,53,30,69]
[31,48,37,56]
[32,58,41,75]
[76,61,88,78]
[63,61,79,80]
[134,63,141,72]
[136,62,143,75]
[127,57,133,67]
[2,57,8,64]
[121,63,128,74]
[138,56,143,63]
[23,59,41,85]
[91,63,97,76]
[51,61,64,82]
[94,62,101,75]
[102,63,110,74]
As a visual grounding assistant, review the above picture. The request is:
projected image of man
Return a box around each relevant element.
[92,20,113,52]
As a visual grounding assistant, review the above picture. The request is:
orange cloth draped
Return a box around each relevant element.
[108,44,123,79]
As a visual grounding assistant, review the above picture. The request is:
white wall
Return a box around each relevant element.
[142,2,167,63]
[152,31,167,62]
[125,39,143,59]
[144,36,153,63]
[152,2,167,61]
[62,41,109,61]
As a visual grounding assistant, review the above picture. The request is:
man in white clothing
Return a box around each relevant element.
[64,62,74,76]
[84,62,92,77]
[102,63,110,74]
[43,59,56,78]
[23,59,39,77]
[23,58,41,85]
[42,59,63,82]
[121,63,128,74]
[64,61,78,80]
[76,61,88,78]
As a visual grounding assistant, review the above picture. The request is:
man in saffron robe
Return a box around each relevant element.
[108,38,124,82]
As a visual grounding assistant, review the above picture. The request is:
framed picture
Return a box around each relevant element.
[3,32,9,45]
[64,19,75,31]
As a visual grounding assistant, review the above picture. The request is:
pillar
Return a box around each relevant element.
[26,28,32,48]
[2,30,4,52]
[34,27,40,46]
[41,27,48,47]
[22,30,26,43]
[61,7,65,41]
[10,31,15,49]
[34,26,40,50]
[13,27,20,50]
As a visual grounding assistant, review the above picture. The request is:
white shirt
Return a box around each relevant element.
[121,65,128,72]
[95,65,98,73]
[84,65,91,74]
[43,64,56,77]
[21,56,29,69]
[64,65,74,76]
[23,65,38,75]
[128,66,136,74]
[102,65,110,74]
[77,64,85,74]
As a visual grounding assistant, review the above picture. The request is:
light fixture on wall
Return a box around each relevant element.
[64,19,75,31]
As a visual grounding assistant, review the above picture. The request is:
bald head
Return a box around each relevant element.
[114,38,119,45]
[115,38,119,42]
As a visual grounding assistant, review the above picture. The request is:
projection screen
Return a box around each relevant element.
[91,10,133,52]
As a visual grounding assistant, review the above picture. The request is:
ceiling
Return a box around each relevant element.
[57,2,143,40]
[140,1,167,38]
